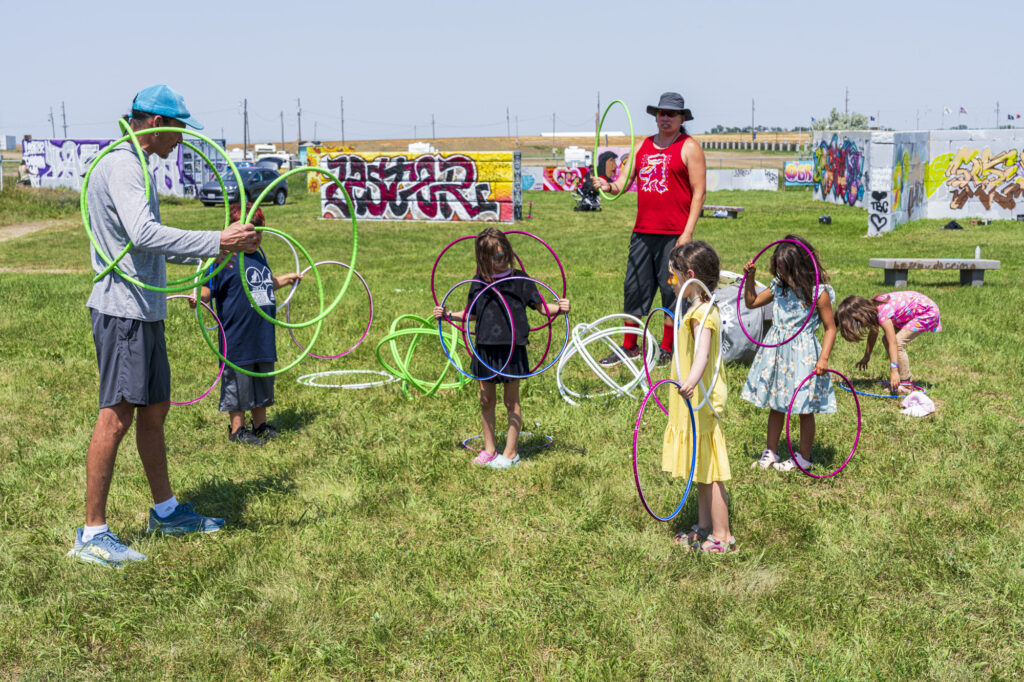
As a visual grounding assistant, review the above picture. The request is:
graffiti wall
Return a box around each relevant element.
[923,130,1024,220]
[521,166,545,190]
[306,145,355,191]
[783,159,814,186]
[888,132,928,231]
[22,139,186,196]
[811,131,871,208]
[524,157,779,193]
[318,150,520,222]
[707,168,779,191]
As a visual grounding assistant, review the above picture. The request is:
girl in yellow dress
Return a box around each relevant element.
[661,241,734,552]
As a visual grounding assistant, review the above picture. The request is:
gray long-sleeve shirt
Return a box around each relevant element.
[86,143,222,321]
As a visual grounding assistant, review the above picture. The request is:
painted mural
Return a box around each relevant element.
[812,134,866,207]
[318,151,518,223]
[783,159,814,186]
[306,145,355,192]
[22,138,186,195]
[889,139,926,226]
[706,168,779,191]
[542,167,590,192]
[925,146,1024,211]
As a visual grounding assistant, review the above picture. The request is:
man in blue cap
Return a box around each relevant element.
[68,85,260,567]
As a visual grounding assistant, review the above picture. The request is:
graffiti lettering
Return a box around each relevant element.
[942,146,1024,211]
[812,134,866,206]
[22,139,184,195]
[867,190,891,234]
[321,153,511,222]
[784,159,814,186]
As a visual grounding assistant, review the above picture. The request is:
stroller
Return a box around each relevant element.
[572,170,602,212]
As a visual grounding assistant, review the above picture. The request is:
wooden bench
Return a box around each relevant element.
[868,258,1001,287]
[702,205,744,219]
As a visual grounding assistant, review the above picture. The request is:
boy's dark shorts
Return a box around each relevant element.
[91,309,170,408]
[219,362,275,412]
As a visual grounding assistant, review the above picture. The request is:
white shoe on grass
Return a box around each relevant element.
[773,452,812,472]
[487,454,520,469]
[751,449,779,469]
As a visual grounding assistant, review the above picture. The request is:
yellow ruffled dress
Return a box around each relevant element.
[662,301,730,483]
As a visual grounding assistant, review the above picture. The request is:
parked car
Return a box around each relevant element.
[199,167,287,206]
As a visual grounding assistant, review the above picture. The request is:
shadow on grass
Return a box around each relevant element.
[452,431,586,461]
[270,406,319,432]
[180,473,297,529]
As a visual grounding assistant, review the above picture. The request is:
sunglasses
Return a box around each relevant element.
[656,109,682,118]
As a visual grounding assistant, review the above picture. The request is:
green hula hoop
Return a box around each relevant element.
[196,227,324,378]
[237,166,358,330]
[375,314,471,399]
[593,99,635,201]
[81,121,245,292]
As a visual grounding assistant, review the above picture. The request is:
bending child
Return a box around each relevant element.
[434,227,570,469]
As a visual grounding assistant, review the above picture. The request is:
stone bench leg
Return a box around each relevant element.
[883,269,908,288]
[960,269,985,286]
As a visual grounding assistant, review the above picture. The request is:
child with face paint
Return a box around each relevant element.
[434,228,570,469]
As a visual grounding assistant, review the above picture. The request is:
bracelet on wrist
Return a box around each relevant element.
[890,362,899,369]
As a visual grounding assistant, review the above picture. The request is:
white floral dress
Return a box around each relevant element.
[741,279,836,414]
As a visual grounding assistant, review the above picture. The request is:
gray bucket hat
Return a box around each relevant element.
[646,92,694,122]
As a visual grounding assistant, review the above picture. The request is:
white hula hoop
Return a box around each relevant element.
[556,313,657,406]
[672,276,724,420]
[296,370,400,389]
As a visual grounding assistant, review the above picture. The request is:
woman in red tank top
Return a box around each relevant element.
[594,92,707,367]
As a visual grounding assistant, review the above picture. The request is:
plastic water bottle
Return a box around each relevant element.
[975,246,981,259]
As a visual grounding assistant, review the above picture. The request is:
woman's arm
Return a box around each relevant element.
[677,138,706,246]
[815,291,837,374]
[594,145,640,195]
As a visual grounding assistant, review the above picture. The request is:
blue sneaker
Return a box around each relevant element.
[67,528,146,568]
[148,502,225,535]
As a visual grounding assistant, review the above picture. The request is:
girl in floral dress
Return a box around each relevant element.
[835,291,941,393]
[741,235,838,472]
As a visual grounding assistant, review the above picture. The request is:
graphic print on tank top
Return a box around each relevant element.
[245,263,276,308]
[638,153,670,194]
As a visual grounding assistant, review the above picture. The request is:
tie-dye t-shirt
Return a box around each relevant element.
[875,291,941,333]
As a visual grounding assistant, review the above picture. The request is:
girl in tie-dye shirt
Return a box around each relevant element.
[836,291,941,393]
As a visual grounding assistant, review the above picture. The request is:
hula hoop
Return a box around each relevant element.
[437,279,516,382]
[296,370,399,389]
[461,432,554,455]
[166,295,226,406]
[736,239,820,348]
[430,230,567,333]
[81,123,241,292]
[196,227,325,377]
[593,99,635,201]
[672,277,724,420]
[641,306,675,415]
[256,230,302,312]
[838,382,926,399]
[238,166,357,330]
[463,275,570,380]
[287,260,373,360]
[633,378,697,522]
[375,314,472,399]
[556,314,656,406]
[786,368,862,479]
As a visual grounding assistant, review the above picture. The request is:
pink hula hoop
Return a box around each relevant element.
[167,295,226,406]
[785,368,862,479]
[736,239,820,348]
[286,260,373,360]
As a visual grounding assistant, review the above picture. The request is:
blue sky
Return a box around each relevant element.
[2,0,1020,143]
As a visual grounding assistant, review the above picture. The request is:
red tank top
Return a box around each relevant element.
[632,134,693,235]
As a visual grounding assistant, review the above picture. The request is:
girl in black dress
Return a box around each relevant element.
[434,228,570,469]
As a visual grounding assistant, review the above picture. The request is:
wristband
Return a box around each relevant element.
[889,362,898,369]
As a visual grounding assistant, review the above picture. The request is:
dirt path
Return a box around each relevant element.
[0,219,76,243]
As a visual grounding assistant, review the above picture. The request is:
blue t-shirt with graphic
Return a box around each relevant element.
[207,250,276,365]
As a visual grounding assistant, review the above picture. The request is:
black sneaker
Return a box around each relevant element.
[598,345,641,367]
[656,348,673,367]
[253,422,280,439]
[228,426,265,446]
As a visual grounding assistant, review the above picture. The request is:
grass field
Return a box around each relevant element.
[1,184,1022,679]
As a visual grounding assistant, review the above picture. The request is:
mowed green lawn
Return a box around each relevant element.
[1,184,1022,679]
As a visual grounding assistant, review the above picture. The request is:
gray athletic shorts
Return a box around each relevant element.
[219,362,275,412]
[623,232,679,317]
[91,309,170,409]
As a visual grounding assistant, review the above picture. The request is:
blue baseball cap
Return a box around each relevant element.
[131,84,204,130]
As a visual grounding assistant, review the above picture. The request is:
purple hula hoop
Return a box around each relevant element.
[632,378,696,522]
[785,368,862,479]
[438,278,516,382]
[167,295,226,406]
[286,260,373,360]
[641,306,675,416]
[430,230,567,334]
[736,239,820,348]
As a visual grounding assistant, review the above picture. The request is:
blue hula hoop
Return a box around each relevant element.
[437,278,516,382]
[632,378,697,522]
[838,382,926,400]
[463,275,570,380]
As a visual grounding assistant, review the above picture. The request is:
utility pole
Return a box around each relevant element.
[414,125,417,139]
[845,87,849,116]
[280,111,285,150]
[243,98,248,158]
[552,112,556,156]
[431,114,435,142]
[61,101,68,138]
[996,101,1000,128]
[296,98,302,146]
[340,96,345,145]
[916,109,920,129]
[48,106,55,137]
[515,114,519,145]
[313,121,318,141]
[506,106,510,139]
[751,99,755,142]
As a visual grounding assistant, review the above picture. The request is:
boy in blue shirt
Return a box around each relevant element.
[200,205,301,445]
